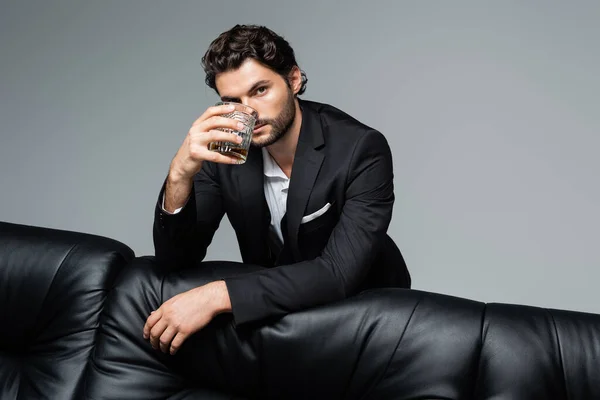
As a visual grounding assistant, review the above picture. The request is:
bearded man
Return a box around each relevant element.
[144,24,411,356]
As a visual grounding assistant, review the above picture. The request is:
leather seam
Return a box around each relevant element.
[35,243,78,333]
[340,298,379,400]
[360,292,423,399]
[472,303,488,398]
[80,250,131,399]
[549,310,570,400]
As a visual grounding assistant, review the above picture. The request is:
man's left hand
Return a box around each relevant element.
[143,281,231,355]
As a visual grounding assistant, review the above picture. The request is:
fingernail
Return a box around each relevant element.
[237,122,244,130]
[228,105,235,110]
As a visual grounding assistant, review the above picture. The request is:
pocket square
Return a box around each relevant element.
[301,202,332,224]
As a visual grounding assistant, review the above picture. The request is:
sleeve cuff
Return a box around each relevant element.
[161,192,187,214]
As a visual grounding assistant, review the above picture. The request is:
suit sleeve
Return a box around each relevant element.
[153,161,225,269]
[224,130,395,325]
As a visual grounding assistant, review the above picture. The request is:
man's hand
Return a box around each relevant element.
[143,281,232,355]
[164,104,247,212]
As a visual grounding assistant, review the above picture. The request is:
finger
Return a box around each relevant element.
[188,129,242,148]
[159,326,177,354]
[143,309,162,339]
[202,148,246,165]
[170,332,188,355]
[201,116,246,133]
[149,319,169,350]
[202,129,244,145]
[194,104,236,125]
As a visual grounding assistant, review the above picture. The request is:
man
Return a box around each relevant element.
[144,24,410,356]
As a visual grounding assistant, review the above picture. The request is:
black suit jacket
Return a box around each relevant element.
[153,99,410,325]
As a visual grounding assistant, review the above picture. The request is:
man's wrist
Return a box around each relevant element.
[167,168,192,187]
[208,280,232,316]
[164,170,194,213]
[167,159,202,185]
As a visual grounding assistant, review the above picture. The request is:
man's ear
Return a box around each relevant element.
[288,66,302,95]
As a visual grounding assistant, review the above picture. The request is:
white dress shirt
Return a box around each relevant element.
[162,148,290,244]
[261,147,289,244]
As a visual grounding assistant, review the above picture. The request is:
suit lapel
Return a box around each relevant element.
[235,146,271,264]
[285,101,325,260]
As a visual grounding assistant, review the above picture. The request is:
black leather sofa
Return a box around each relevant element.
[0,221,134,399]
[2,221,600,400]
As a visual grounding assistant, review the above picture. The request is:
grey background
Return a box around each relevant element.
[1,1,599,312]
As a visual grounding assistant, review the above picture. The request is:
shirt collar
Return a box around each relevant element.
[262,147,288,180]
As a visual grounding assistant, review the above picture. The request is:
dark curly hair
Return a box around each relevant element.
[201,25,308,95]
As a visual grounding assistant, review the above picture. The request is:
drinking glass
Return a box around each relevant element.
[208,102,258,164]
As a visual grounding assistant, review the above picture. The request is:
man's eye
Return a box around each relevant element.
[256,87,267,95]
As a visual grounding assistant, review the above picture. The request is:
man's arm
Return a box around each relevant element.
[152,103,246,269]
[224,130,395,325]
[153,161,225,269]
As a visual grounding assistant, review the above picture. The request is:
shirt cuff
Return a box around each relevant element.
[161,192,186,214]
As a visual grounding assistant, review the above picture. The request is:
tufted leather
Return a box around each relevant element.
[475,303,600,400]
[3,222,600,399]
[84,257,600,400]
[0,222,134,400]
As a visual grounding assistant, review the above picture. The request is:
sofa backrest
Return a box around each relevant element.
[85,257,600,399]
[475,303,600,400]
[4,222,600,399]
[0,222,134,400]
[251,289,486,399]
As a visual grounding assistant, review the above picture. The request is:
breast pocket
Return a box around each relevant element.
[299,201,337,234]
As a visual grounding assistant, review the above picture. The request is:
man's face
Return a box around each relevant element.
[215,58,297,148]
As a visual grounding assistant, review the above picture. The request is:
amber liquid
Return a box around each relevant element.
[208,142,248,162]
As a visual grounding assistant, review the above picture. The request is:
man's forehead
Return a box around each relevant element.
[215,59,276,95]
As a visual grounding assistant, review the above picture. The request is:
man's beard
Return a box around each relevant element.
[251,88,296,148]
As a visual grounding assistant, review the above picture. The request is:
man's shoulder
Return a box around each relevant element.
[301,99,367,127]
[301,98,388,147]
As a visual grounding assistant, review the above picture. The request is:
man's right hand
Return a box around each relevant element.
[164,104,246,212]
